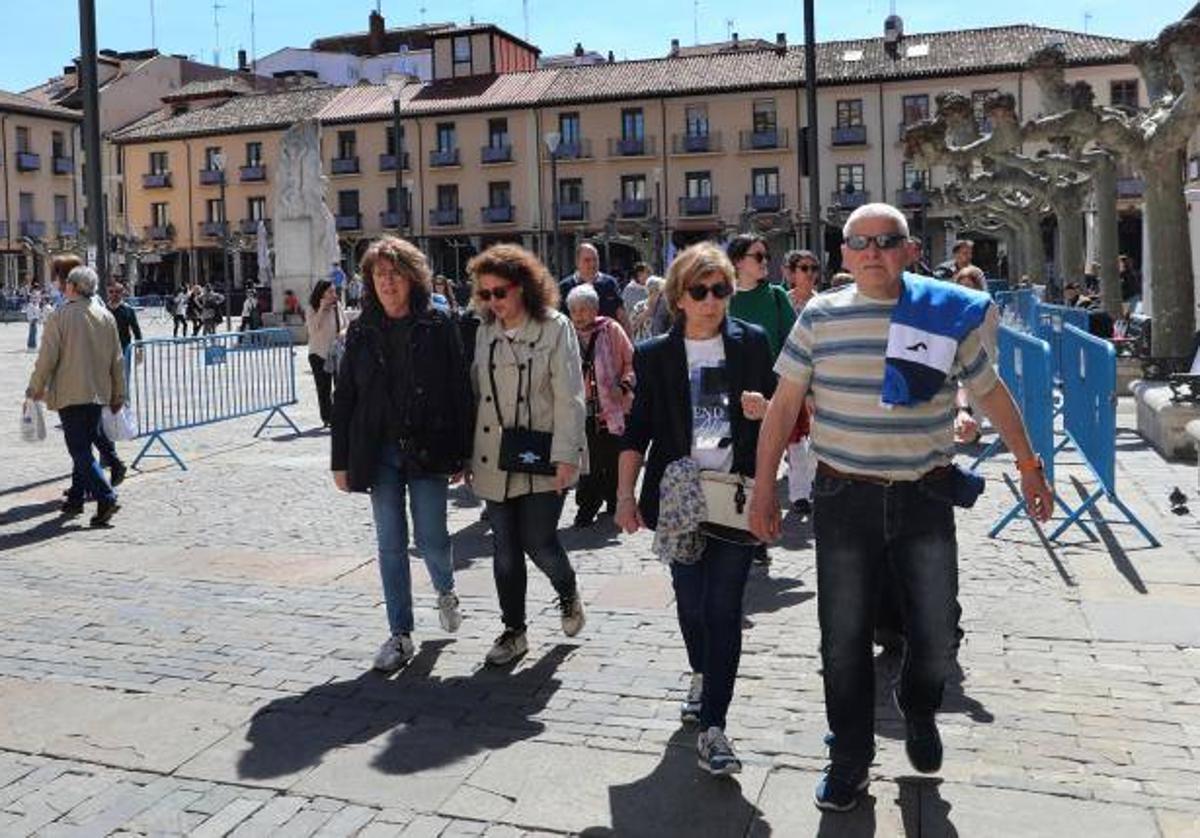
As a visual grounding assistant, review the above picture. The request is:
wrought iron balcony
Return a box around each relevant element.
[739,129,787,151]
[553,139,591,160]
[19,220,46,238]
[53,156,74,175]
[614,198,650,218]
[15,152,40,172]
[199,168,225,186]
[239,165,267,182]
[429,148,460,168]
[609,136,655,157]
[378,153,409,171]
[678,195,718,216]
[557,201,588,222]
[831,125,868,146]
[335,213,362,230]
[831,189,870,209]
[481,145,513,164]
[56,221,79,237]
[142,172,171,188]
[481,205,515,224]
[430,207,462,227]
[200,221,228,238]
[379,210,408,229]
[746,193,784,213]
[896,188,929,207]
[331,157,360,175]
[144,224,174,241]
[672,132,722,154]
[240,218,271,235]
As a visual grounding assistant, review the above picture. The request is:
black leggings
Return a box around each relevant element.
[308,353,334,425]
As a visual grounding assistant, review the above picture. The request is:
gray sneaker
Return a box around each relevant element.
[558,590,585,637]
[372,634,415,672]
[680,672,703,724]
[697,726,742,776]
[485,628,528,666]
[437,592,462,633]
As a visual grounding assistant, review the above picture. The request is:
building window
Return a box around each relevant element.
[52,131,65,159]
[836,99,864,128]
[836,164,865,193]
[752,99,777,133]
[245,142,263,166]
[685,105,708,138]
[488,181,511,208]
[386,186,409,213]
[901,162,929,190]
[337,190,359,217]
[685,171,712,197]
[15,127,30,153]
[149,151,168,174]
[970,89,998,129]
[18,192,34,222]
[436,123,456,153]
[386,125,404,155]
[621,108,645,141]
[151,202,168,227]
[116,148,123,175]
[336,131,356,160]
[437,184,459,210]
[53,195,68,223]
[559,178,583,204]
[559,112,581,144]
[452,36,471,66]
[621,175,647,201]
[751,168,779,196]
[204,146,223,170]
[901,94,929,125]
[1110,79,1139,110]
[116,182,125,215]
[488,118,509,149]
[247,196,267,221]
[206,198,225,223]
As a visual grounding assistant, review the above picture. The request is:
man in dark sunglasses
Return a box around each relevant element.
[748,202,1053,814]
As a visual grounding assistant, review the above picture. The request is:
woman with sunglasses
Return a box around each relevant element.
[615,242,775,777]
[781,250,821,517]
[331,237,472,672]
[466,244,588,667]
[726,233,795,360]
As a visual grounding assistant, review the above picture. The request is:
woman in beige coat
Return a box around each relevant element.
[467,244,588,666]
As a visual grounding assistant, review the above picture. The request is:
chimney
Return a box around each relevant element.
[670,38,680,55]
[607,50,615,63]
[367,10,386,57]
[237,49,248,72]
[574,42,584,57]
[732,32,739,48]
[776,32,787,48]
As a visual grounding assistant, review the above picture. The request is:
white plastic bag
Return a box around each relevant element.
[101,405,138,441]
[20,399,47,443]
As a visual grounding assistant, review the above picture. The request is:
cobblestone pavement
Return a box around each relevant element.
[1,318,1198,837]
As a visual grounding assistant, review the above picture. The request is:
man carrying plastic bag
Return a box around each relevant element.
[24,265,126,527]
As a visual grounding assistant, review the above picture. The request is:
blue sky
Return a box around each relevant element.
[2,1,1186,93]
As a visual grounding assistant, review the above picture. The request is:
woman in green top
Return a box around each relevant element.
[726,234,795,359]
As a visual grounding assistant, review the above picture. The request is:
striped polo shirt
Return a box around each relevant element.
[774,282,999,480]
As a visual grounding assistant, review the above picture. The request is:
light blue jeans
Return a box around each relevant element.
[370,444,455,635]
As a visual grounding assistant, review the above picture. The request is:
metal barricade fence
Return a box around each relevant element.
[985,278,1010,298]
[125,328,299,471]
[1033,303,1090,385]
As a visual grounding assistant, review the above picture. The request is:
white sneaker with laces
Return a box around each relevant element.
[485,628,528,666]
[558,590,585,637]
[372,634,415,672]
[680,672,703,724]
[697,726,742,777]
[437,592,462,633]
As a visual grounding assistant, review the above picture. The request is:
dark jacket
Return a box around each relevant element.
[331,306,473,492]
[621,316,776,529]
[109,302,143,350]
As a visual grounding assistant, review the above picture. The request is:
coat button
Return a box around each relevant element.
[518,363,525,370]
[481,456,488,463]
[485,396,492,402]
[483,426,490,433]
[516,396,523,403]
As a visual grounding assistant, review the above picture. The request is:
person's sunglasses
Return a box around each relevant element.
[796,264,818,273]
[686,281,734,302]
[476,285,513,302]
[845,233,908,251]
[746,251,768,263]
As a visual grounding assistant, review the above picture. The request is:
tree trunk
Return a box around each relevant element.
[1144,153,1197,358]
[1020,214,1046,285]
[1091,159,1122,318]
[1050,196,1085,302]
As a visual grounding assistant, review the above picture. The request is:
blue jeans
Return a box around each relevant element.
[26,321,38,349]
[813,468,959,769]
[59,404,116,506]
[370,444,455,636]
[487,491,577,631]
[670,539,754,730]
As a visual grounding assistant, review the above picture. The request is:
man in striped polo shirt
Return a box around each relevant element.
[748,203,1052,813]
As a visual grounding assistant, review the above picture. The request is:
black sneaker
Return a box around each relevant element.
[109,461,127,488]
[895,691,943,773]
[813,765,870,812]
[791,498,812,518]
[60,499,84,516]
[90,500,121,528]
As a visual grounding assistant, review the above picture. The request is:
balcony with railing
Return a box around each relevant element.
[53,156,74,175]
[429,148,460,168]
[679,195,718,217]
[831,124,868,146]
[896,188,929,208]
[378,152,410,172]
[240,218,271,235]
[429,207,462,227]
[330,157,360,175]
[199,168,225,186]
[739,128,788,151]
[335,213,362,230]
[15,152,40,172]
[557,201,588,222]
[481,145,513,164]
[379,209,409,229]
[18,220,45,238]
[199,220,227,238]
[239,165,267,182]
[144,224,174,241]
[831,189,870,209]
[746,193,784,213]
[142,172,171,189]
[553,139,592,160]
[56,221,79,237]
[481,205,515,224]
[1116,176,1145,198]
[608,136,656,157]
[672,132,722,154]
[614,198,651,219]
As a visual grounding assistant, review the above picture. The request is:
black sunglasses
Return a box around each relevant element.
[476,284,514,302]
[795,263,818,273]
[745,251,768,263]
[686,281,734,302]
[845,233,908,251]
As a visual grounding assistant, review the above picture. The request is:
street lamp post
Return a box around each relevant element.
[212,151,232,331]
[652,166,663,274]
[78,0,108,286]
[385,74,406,234]
[544,131,561,277]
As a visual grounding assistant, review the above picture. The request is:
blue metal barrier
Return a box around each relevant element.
[1033,303,1090,385]
[1049,324,1159,546]
[125,328,299,471]
[994,288,1038,330]
[985,279,1010,297]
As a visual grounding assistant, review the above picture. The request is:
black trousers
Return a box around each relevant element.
[575,417,620,518]
[308,353,334,425]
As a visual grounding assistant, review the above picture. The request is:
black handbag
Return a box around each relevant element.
[489,340,556,476]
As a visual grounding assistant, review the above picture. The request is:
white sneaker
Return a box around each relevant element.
[372,634,415,672]
[681,672,703,724]
[558,590,585,637]
[437,592,462,633]
[697,726,742,776]
[485,628,528,666]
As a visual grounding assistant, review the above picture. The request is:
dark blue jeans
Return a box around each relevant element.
[487,491,577,631]
[59,404,117,506]
[813,469,959,769]
[671,538,754,730]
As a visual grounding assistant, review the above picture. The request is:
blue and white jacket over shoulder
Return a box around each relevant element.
[881,273,991,407]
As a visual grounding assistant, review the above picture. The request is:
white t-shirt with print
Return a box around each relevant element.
[685,336,733,472]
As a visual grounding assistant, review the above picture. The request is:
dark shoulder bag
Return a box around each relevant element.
[489,339,557,476]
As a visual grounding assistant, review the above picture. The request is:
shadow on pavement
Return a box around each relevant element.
[896,776,957,837]
[580,727,771,837]
[560,517,623,551]
[235,640,574,782]
[744,571,814,617]
[815,792,882,837]
[0,473,71,498]
[0,513,87,552]
[1068,475,1152,592]
[0,499,65,526]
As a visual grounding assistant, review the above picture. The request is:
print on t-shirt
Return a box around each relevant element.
[685,336,732,472]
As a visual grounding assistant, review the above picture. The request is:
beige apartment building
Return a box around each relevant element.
[113,18,1164,291]
[0,91,83,290]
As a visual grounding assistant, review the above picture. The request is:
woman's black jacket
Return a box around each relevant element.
[620,316,776,529]
[331,307,473,491]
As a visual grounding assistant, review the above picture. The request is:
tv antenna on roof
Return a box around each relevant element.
[1083,10,1093,32]
[212,0,224,67]
[726,19,734,40]
[693,0,699,45]
[523,0,530,40]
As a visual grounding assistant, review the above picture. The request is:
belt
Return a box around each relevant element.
[816,461,953,487]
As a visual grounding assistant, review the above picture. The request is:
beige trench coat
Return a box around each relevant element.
[469,310,588,502]
[27,298,125,411]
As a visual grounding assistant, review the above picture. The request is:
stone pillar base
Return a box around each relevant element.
[1116,357,1142,396]
[262,311,308,346]
[1130,380,1200,462]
